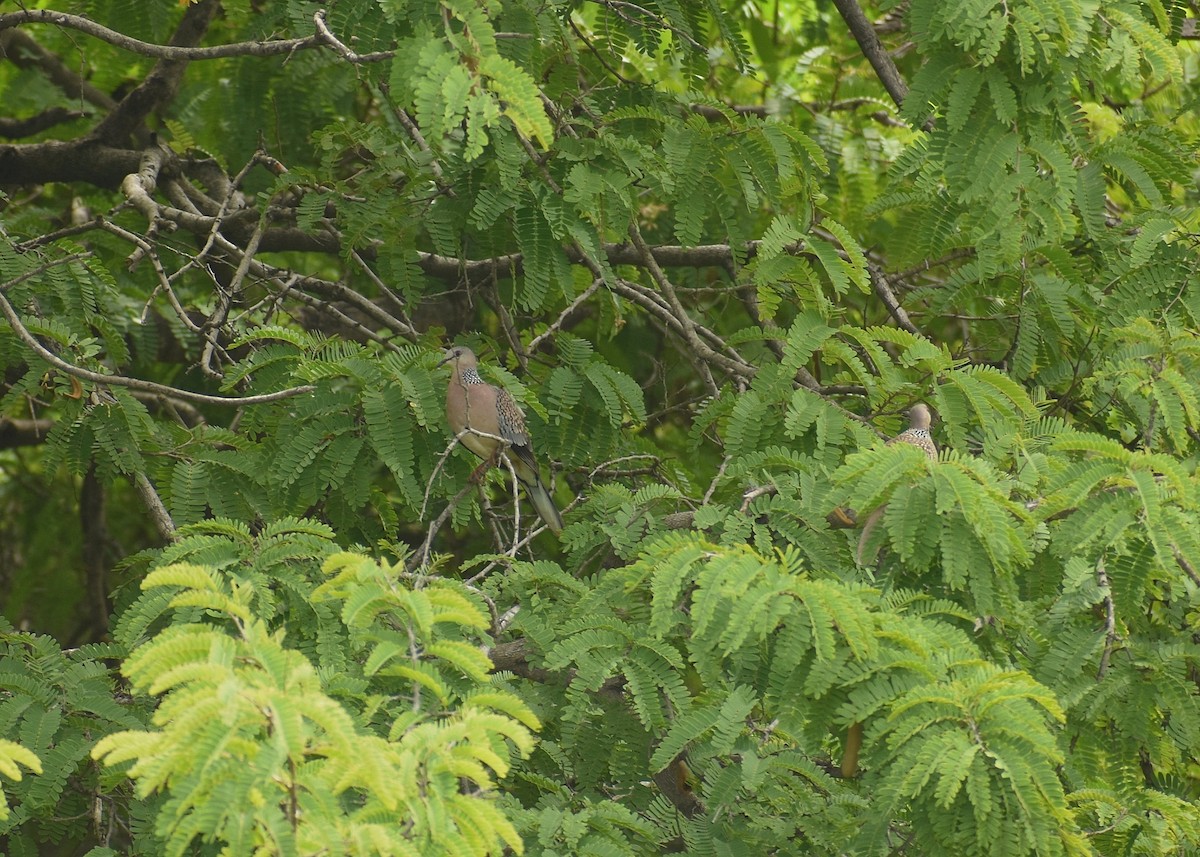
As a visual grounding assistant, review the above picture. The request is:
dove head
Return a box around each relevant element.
[439,345,478,370]
[908,403,933,431]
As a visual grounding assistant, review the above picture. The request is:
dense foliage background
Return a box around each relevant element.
[1,0,1199,854]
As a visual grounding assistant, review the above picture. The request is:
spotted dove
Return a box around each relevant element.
[843,404,937,779]
[440,346,564,534]
[855,403,937,565]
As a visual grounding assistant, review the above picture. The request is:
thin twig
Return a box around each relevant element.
[526,277,604,354]
[97,221,204,333]
[349,249,416,336]
[628,223,742,391]
[0,251,94,293]
[412,480,475,571]
[1172,546,1200,587]
[0,28,116,111]
[199,213,267,377]
[703,455,731,505]
[420,431,467,521]
[375,82,450,190]
[498,450,522,556]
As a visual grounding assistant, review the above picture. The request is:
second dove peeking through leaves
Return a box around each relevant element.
[439,346,564,534]
[856,403,937,566]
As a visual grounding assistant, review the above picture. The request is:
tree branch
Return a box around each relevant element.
[0,107,89,139]
[828,0,911,114]
[868,261,919,334]
[90,0,219,144]
[311,9,394,64]
[0,8,325,61]
[0,138,143,188]
[0,286,315,406]
[132,471,176,541]
[0,28,117,112]
[0,416,53,449]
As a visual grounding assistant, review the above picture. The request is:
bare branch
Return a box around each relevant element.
[0,28,117,111]
[132,471,176,540]
[0,250,94,293]
[0,286,315,406]
[0,416,53,449]
[412,479,476,571]
[1172,545,1200,587]
[200,213,267,377]
[868,261,919,334]
[628,221,755,388]
[828,0,912,116]
[90,0,219,144]
[0,8,325,61]
[527,277,604,354]
[0,107,89,139]
[312,10,394,64]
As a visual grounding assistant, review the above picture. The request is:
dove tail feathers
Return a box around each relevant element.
[856,504,887,566]
[524,477,564,534]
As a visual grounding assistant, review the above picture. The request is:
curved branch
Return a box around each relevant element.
[628,222,756,385]
[311,10,394,64]
[0,107,89,139]
[0,7,398,67]
[0,287,315,406]
[0,9,325,61]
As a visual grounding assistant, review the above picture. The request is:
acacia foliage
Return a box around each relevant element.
[0,0,1199,855]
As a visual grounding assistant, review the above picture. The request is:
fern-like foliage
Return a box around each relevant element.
[0,623,142,849]
[500,533,1077,855]
[95,554,538,857]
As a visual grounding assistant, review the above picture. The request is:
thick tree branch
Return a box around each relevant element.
[91,0,219,144]
[0,138,142,187]
[0,28,117,112]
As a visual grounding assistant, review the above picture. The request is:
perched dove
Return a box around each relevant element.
[855,403,937,565]
[440,346,564,534]
[843,404,937,779]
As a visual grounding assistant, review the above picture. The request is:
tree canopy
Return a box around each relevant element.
[1,1,1199,855]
